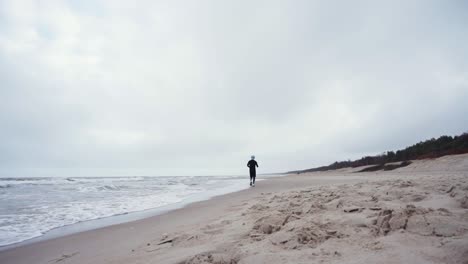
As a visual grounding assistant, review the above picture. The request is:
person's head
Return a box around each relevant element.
[251,155,255,160]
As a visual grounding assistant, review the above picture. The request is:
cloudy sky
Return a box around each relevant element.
[1,0,467,177]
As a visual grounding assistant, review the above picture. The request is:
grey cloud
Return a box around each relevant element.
[0,0,467,176]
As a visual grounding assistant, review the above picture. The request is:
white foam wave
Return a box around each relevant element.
[0,176,248,246]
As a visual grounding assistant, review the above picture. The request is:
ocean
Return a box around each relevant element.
[0,175,253,247]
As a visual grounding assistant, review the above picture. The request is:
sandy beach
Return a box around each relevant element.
[1,154,468,264]
[2,0,467,262]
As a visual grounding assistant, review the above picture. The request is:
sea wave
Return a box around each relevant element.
[0,176,248,246]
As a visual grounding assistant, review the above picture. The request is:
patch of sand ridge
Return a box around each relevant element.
[138,168,468,263]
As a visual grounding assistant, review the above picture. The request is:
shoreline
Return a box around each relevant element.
[0,175,276,250]
[0,173,367,264]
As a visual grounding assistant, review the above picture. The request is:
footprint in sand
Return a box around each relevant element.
[49,252,79,263]
[178,252,239,264]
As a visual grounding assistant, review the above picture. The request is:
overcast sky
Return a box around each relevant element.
[1,0,467,177]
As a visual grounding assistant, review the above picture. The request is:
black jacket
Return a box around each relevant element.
[247,160,258,172]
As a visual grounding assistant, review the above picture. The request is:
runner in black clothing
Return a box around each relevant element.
[247,155,258,187]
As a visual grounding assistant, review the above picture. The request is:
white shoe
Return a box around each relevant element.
[253,183,255,187]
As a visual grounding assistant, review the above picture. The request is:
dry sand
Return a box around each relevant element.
[1,154,468,264]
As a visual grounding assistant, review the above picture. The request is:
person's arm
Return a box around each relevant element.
[247,161,250,167]
[256,161,259,167]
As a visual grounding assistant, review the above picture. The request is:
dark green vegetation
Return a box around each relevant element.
[290,132,468,174]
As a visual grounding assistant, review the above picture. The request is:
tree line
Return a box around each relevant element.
[289,132,468,173]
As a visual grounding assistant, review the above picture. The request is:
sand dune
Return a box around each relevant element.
[151,176,468,263]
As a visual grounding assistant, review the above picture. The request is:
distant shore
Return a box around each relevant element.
[1,154,467,264]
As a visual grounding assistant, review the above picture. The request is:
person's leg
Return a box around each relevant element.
[252,176,256,185]
[250,174,253,186]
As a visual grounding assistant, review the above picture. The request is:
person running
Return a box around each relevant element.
[247,155,259,187]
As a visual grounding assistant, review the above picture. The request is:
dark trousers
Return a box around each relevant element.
[250,171,256,183]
